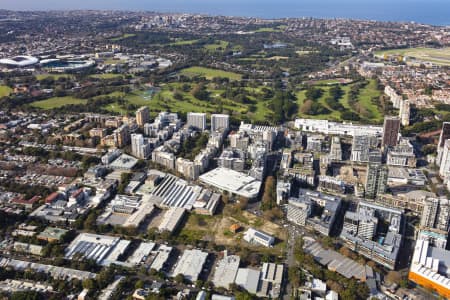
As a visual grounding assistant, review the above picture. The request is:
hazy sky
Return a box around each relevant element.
[1,0,449,25]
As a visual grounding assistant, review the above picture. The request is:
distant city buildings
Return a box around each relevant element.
[386,139,416,168]
[365,160,388,199]
[351,135,377,163]
[217,148,245,172]
[211,114,229,132]
[176,157,200,180]
[1,10,450,299]
[436,122,450,167]
[341,201,403,270]
[420,197,450,233]
[136,106,150,126]
[384,86,410,126]
[294,118,383,137]
[329,136,342,161]
[152,146,176,170]
[187,112,207,131]
[438,139,450,182]
[287,189,342,236]
[113,124,130,148]
[382,116,400,148]
[131,133,151,159]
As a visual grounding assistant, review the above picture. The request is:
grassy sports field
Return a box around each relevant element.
[375,47,450,66]
[0,86,12,97]
[30,96,88,109]
[180,66,242,80]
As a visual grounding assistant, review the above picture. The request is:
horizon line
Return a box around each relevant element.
[0,9,449,27]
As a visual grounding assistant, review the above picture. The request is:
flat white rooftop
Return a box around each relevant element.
[172,249,208,282]
[126,242,156,265]
[150,245,173,271]
[212,255,240,288]
[65,233,121,264]
[235,268,260,294]
[199,167,262,199]
[158,207,186,233]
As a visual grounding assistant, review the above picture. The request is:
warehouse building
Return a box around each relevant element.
[158,207,186,233]
[235,268,260,294]
[212,254,240,289]
[97,194,154,228]
[65,233,130,266]
[126,242,156,266]
[150,245,173,272]
[172,249,209,282]
[151,174,202,209]
[199,167,262,200]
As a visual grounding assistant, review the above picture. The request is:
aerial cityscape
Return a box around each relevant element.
[0,2,449,300]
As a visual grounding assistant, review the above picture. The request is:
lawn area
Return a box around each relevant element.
[126,91,154,106]
[344,79,383,122]
[309,78,353,85]
[250,99,272,121]
[231,44,243,51]
[103,103,126,114]
[297,86,342,121]
[100,82,270,122]
[0,85,12,97]
[35,74,72,80]
[101,90,153,113]
[110,33,136,41]
[169,39,200,46]
[297,79,383,123]
[90,73,124,79]
[30,96,87,109]
[180,66,242,80]
[204,40,229,52]
[99,91,126,98]
[375,47,450,66]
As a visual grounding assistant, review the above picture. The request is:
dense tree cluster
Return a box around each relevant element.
[270,90,297,123]
[178,132,209,160]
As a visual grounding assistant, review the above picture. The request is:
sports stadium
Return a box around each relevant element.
[0,56,39,68]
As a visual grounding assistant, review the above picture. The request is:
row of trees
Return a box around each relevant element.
[260,176,283,221]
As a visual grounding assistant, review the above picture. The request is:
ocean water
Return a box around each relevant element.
[4,0,450,26]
